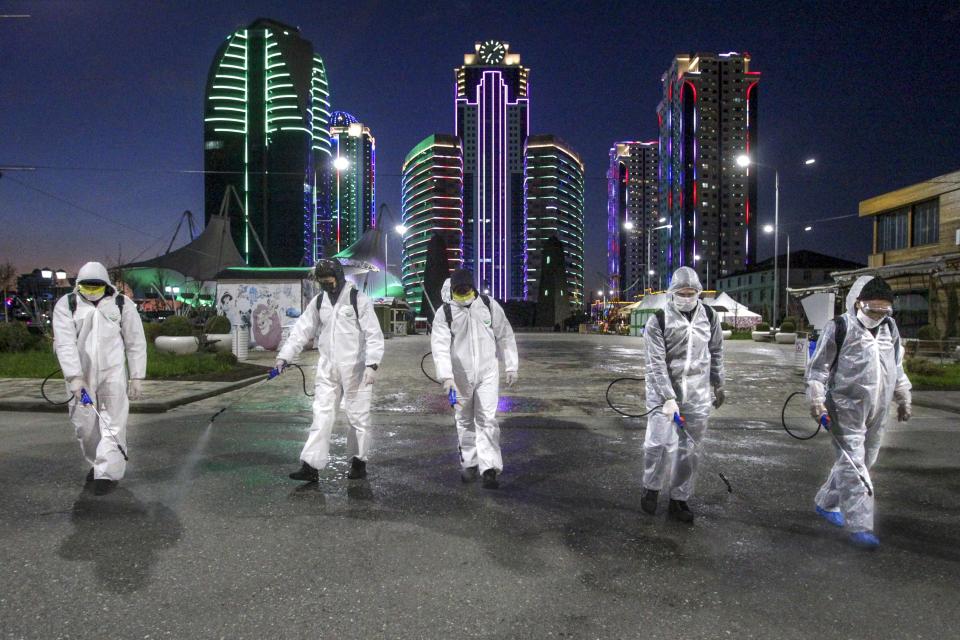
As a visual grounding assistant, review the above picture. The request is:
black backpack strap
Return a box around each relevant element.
[350,288,359,318]
[443,302,453,328]
[479,294,491,309]
[702,303,718,334]
[315,291,325,311]
[655,309,665,334]
[831,315,847,371]
[68,293,77,314]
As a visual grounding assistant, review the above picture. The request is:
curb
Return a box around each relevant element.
[0,374,266,414]
[912,397,960,415]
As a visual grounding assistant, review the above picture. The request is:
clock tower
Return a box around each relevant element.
[455,42,530,300]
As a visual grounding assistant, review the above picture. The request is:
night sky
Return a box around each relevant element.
[2,0,959,294]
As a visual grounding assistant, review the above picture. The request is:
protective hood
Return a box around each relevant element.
[845,275,873,315]
[313,259,346,295]
[76,261,110,286]
[75,261,115,295]
[440,278,452,304]
[668,266,703,295]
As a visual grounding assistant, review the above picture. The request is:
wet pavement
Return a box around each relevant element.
[1,334,958,638]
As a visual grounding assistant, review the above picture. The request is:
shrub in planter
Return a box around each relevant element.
[756,322,771,332]
[721,322,734,331]
[905,357,944,377]
[917,325,939,341]
[204,315,231,334]
[0,322,35,352]
[158,316,195,337]
[779,321,796,333]
[214,350,238,367]
[143,322,165,344]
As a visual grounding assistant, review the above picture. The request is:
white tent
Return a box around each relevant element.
[704,292,762,329]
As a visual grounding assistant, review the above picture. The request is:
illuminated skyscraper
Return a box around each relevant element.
[203,18,333,267]
[328,111,375,253]
[399,134,464,312]
[524,135,584,307]
[455,40,529,300]
[657,52,759,288]
[607,141,659,299]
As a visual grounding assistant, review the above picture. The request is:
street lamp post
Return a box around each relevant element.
[736,155,815,327]
[764,224,813,320]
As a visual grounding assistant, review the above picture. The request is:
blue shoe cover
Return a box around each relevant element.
[816,506,845,528]
[849,531,880,549]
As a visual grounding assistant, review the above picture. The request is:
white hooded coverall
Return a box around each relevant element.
[642,267,725,501]
[278,284,384,470]
[805,276,911,532]
[431,289,518,474]
[53,262,147,481]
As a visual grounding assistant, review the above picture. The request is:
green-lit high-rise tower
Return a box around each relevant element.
[203,18,333,267]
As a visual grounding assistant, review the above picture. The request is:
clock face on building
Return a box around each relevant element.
[478,40,506,65]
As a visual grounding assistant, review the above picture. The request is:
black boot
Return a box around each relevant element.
[93,479,116,496]
[85,468,94,483]
[668,499,694,523]
[640,488,659,515]
[289,462,319,482]
[481,469,499,489]
[460,465,479,483]
[347,457,367,480]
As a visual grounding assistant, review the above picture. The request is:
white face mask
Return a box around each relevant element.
[673,294,698,312]
[857,309,882,329]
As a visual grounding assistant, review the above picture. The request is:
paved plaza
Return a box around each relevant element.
[1,334,958,638]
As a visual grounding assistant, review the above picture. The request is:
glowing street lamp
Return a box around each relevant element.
[734,154,816,326]
[333,156,350,171]
[40,268,53,279]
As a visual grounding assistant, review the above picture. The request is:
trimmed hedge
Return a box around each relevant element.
[779,321,796,333]
[0,322,37,352]
[204,315,231,334]
[157,316,195,337]
[917,325,939,341]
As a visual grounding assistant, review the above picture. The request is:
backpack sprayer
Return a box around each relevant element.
[606,376,732,494]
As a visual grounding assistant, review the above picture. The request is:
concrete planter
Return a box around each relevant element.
[752,331,774,342]
[775,332,798,344]
[205,333,233,353]
[155,336,199,355]
[722,330,733,339]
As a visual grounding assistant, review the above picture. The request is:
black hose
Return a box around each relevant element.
[607,376,732,493]
[284,362,315,397]
[605,377,660,418]
[41,368,72,406]
[420,351,440,385]
[781,391,822,440]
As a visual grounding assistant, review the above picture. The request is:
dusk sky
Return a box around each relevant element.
[2,0,959,293]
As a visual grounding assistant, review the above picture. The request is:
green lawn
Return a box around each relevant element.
[0,344,262,380]
[907,361,960,390]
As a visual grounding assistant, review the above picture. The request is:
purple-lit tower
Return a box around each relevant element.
[607,141,659,299]
[455,40,530,300]
[657,52,759,289]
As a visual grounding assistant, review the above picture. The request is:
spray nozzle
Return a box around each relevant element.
[80,389,93,406]
[820,414,831,430]
[673,413,686,428]
[448,389,457,407]
[268,368,281,379]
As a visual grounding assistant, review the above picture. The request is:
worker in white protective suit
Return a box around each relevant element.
[640,266,724,523]
[276,259,384,482]
[52,261,147,496]
[431,269,518,489]
[806,275,911,549]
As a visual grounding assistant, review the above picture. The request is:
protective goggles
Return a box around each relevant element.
[78,283,107,297]
[860,302,893,318]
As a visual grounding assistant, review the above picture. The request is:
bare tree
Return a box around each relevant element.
[0,260,17,322]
